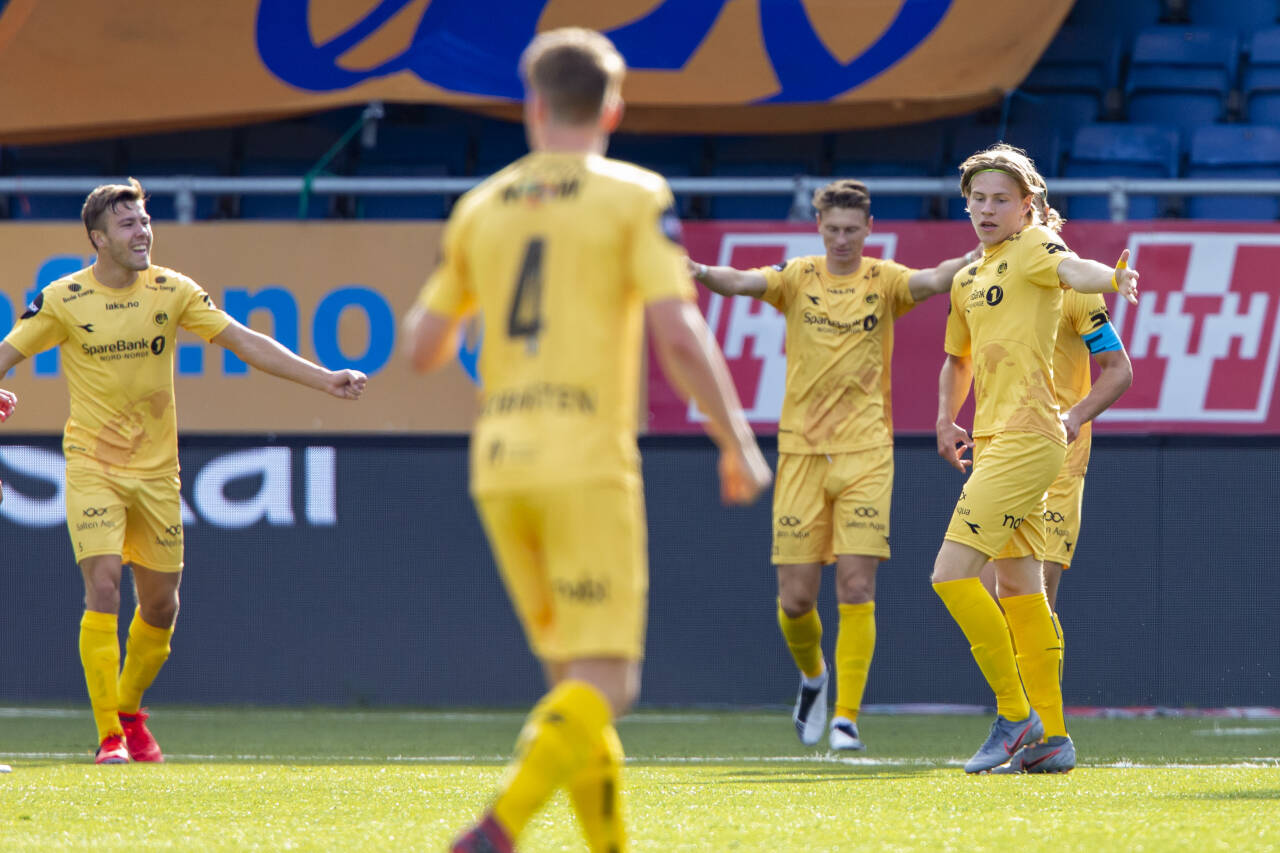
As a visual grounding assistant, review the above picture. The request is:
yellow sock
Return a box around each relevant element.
[1003,592,1067,737]
[567,723,627,853]
[491,680,612,841]
[834,602,875,721]
[1052,610,1064,683]
[79,610,122,742]
[118,607,174,714]
[933,579,1030,721]
[777,600,824,679]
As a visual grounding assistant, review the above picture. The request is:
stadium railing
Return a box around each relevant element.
[4,174,1280,223]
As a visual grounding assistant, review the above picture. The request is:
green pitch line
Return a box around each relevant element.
[1,708,1277,852]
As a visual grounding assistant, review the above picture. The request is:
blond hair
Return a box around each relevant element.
[81,178,147,250]
[812,178,871,218]
[519,28,625,125]
[958,144,1064,233]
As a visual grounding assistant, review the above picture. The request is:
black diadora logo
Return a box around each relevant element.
[77,323,95,333]
[806,294,820,305]
[777,515,802,527]
[963,520,981,534]
[985,285,1004,306]
[82,507,108,517]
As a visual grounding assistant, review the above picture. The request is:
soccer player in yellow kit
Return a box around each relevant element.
[933,144,1138,774]
[401,28,771,853]
[690,179,974,750]
[0,179,367,764]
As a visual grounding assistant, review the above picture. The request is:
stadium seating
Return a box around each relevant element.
[943,123,1063,219]
[709,134,826,219]
[1063,124,1182,219]
[1124,27,1239,130]
[1244,28,1280,123]
[831,124,947,219]
[1181,0,1278,31]
[1066,0,1173,41]
[121,129,235,220]
[607,133,707,216]
[237,122,350,219]
[1185,124,1280,219]
[1007,26,1121,127]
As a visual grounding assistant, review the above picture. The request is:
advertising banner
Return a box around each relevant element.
[0,222,478,433]
[657,221,1280,435]
[0,0,1072,141]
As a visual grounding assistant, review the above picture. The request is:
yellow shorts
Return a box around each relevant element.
[1039,468,1085,569]
[65,465,184,572]
[944,432,1066,560]
[475,479,647,662]
[772,447,893,565]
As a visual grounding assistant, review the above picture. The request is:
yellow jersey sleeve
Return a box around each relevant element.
[758,262,795,311]
[175,274,232,341]
[3,289,69,357]
[943,264,975,357]
[885,260,916,318]
[1023,225,1078,288]
[630,186,694,305]
[418,201,478,319]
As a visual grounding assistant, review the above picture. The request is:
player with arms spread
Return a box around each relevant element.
[932,144,1138,774]
[0,179,366,765]
[402,27,770,853]
[689,179,974,750]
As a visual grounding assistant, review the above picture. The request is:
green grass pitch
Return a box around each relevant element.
[1,707,1278,851]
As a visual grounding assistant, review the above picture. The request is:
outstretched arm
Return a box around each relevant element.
[647,297,771,505]
[688,257,769,299]
[936,353,974,473]
[1059,248,1139,305]
[211,320,367,399]
[907,247,981,302]
[0,342,27,421]
[1062,348,1133,443]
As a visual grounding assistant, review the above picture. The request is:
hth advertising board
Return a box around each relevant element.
[0,223,478,433]
[656,221,1280,435]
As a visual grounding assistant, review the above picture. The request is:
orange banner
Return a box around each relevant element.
[0,0,1073,141]
[0,223,479,433]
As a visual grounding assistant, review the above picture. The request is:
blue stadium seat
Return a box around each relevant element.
[830,124,946,219]
[1183,0,1278,32]
[707,161,804,220]
[359,122,468,176]
[8,142,117,219]
[607,134,706,216]
[1124,27,1238,130]
[946,124,1063,219]
[470,119,528,176]
[1066,0,1168,41]
[1185,124,1280,219]
[1243,28,1280,122]
[1063,124,1181,219]
[1011,25,1121,126]
[707,134,824,219]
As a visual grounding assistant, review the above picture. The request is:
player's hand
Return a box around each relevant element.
[1113,249,1139,306]
[1060,409,1083,444]
[0,388,15,422]
[718,441,772,506]
[326,369,368,400]
[937,421,973,473]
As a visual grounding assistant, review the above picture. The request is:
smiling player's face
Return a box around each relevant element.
[94,200,153,274]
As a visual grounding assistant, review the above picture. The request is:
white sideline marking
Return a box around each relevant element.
[1193,726,1280,736]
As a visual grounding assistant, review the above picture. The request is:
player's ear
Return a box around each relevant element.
[600,97,623,133]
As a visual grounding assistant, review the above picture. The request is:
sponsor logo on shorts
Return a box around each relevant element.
[777,515,802,527]
[1002,514,1023,529]
[553,577,609,603]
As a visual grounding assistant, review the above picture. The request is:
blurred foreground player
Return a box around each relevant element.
[0,179,366,764]
[403,27,770,853]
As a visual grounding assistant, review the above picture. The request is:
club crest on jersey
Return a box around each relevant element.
[154,311,169,326]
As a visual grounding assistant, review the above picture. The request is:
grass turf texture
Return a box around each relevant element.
[1,708,1278,851]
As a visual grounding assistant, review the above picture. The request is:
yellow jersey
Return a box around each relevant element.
[1056,289,1112,476]
[759,255,915,454]
[418,150,692,494]
[3,265,231,477]
[944,224,1077,444]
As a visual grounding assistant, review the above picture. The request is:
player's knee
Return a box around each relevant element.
[140,595,179,629]
[778,590,818,617]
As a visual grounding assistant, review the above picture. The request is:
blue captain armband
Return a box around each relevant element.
[1082,322,1124,354]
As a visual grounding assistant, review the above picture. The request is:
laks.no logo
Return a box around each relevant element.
[1106,234,1280,425]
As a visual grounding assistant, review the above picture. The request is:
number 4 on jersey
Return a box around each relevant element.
[507,237,545,353]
